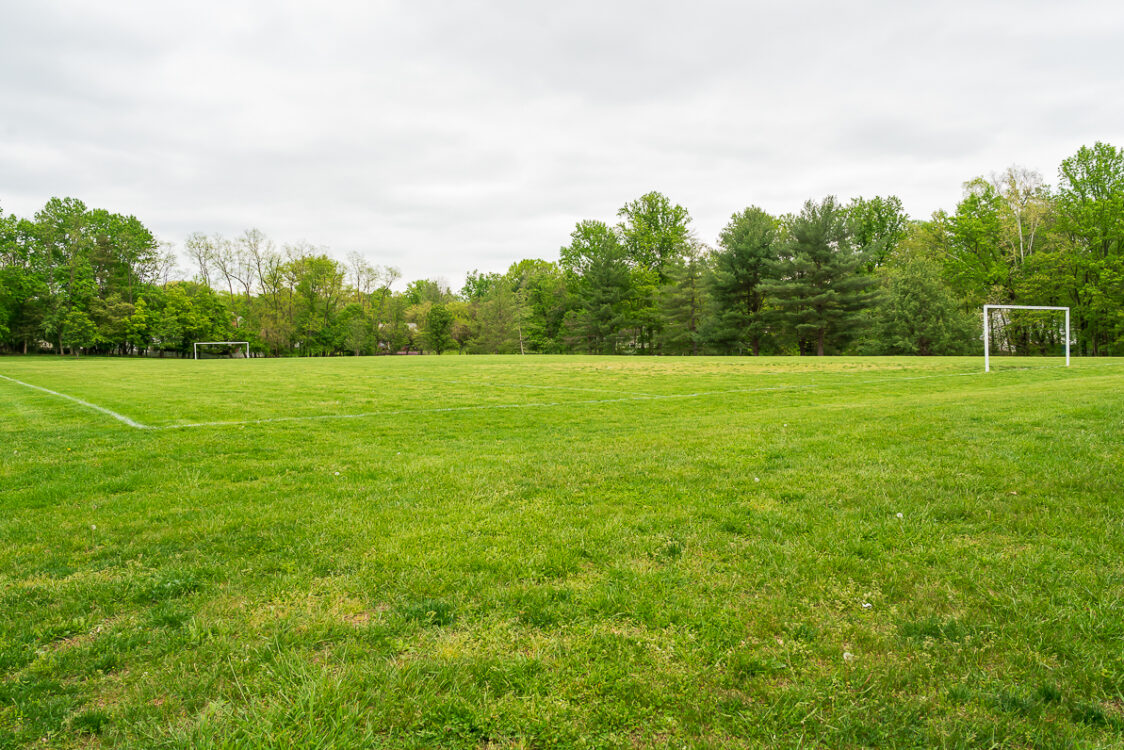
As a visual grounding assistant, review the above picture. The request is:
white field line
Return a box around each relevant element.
[374,373,659,397]
[151,368,1006,430]
[0,373,150,429]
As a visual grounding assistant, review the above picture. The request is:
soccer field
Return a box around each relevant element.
[2,355,1123,748]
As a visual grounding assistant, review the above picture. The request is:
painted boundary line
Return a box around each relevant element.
[374,373,659,397]
[150,365,1085,430]
[153,383,819,430]
[0,373,150,429]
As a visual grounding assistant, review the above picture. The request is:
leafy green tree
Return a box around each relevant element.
[1054,142,1124,355]
[942,179,1008,306]
[847,195,910,271]
[87,209,159,303]
[380,293,413,353]
[34,198,98,353]
[154,293,186,355]
[0,197,162,355]
[504,259,568,352]
[338,303,372,356]
[616,192,693,351]
[405,278,451,306]
[461,270,500,301]
[1056,142,1124,258]
[127,297,153,354]
[704,207,779,355]
[422,303,455,354]
[61,309,97,356]
[0,208,45,351]
[91,294,134,354]
[447,299,476,352]
[152,282,231,356]
[288,252,345,355]
[616,192,693,282]
[763,197,877,355]
[0,279,13,342]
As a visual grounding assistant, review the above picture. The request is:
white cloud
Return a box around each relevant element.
[2,0,1122,284]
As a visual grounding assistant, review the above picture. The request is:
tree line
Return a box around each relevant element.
[1,142,1121,358]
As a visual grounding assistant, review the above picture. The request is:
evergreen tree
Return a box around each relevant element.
[560,220,632,353]
[860,231,976,355]
[471,278,521,353]
[704,207,778,355]
[659,246,709,355]
[763,197,877,355]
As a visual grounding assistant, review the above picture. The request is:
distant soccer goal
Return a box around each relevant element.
[194,341,250,360]
[983,305,1069,372]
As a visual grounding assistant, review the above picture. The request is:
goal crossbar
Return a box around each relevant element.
[194,341,250,360]
[983,305,1069,372]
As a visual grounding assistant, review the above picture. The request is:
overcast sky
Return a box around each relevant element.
[2,1,1121,286]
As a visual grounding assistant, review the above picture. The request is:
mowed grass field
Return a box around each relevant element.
[1,355,1123,749]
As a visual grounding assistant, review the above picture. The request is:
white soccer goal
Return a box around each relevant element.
[194,341,250,360]
[983,305,1069,372]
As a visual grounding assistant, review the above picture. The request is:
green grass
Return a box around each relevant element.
[1,354,1123,748]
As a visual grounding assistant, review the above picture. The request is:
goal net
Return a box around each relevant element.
[194,341,250,360]
[983,305,1069,372]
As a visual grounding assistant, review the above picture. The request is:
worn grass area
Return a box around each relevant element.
[1,355,1123,748]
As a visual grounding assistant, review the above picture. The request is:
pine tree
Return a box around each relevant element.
[659,247,709,355]
[703,207,778,355]
[860,235,976,355]
[764,197,877,355]
[561,221,632,353]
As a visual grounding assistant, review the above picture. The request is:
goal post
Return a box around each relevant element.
[194,341,250,360]
[983,305,1069,372]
